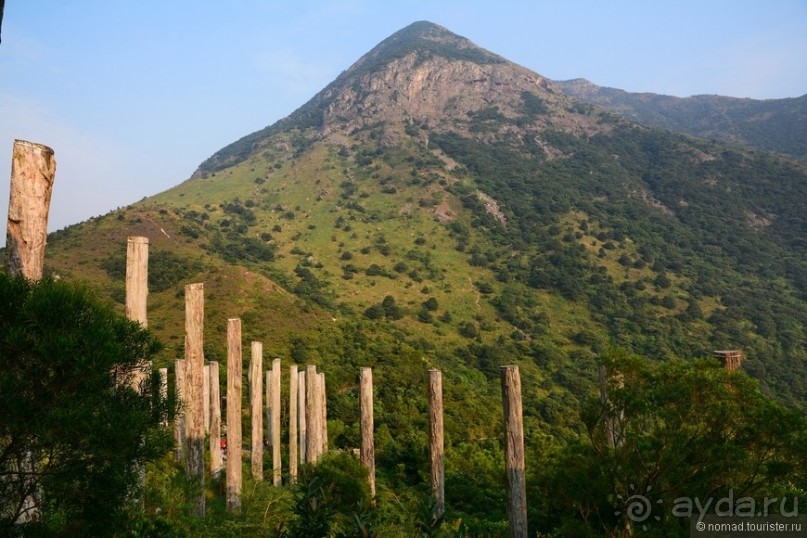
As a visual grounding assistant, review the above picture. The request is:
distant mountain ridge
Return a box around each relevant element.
[555,78,807,161]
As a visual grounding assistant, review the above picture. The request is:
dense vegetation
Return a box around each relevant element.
[21,19,807,536]
[0,273,173,536]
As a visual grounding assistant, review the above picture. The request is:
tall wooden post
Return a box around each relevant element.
[125,236,149,390]
[360,368,375,498]
[174,359,186,463]
[250,342,264,481]
[226,319,243,512]
[501,365,527,538]
[6,140,55,524]
[125,236,149,325]
[271,358,282,486]
[265,370,272,451]
[298,371,306,464]
[597,364,616,449]
[185,283,205,517]
[429,369,445,518]
[209,361,223,478]
[319,373,328,455]
[204,364,211,434]
[158,368,168,426]
[6,139,55,281]
[289,364,298,483]
[305,365,320,463]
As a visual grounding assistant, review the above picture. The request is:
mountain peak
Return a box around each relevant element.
[358,20,504,71]
[194,21,545,176]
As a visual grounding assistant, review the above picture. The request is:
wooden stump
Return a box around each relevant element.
[501,365,527,537]
[6,140,55,281]
[250,342,264,481]
[209,361,222,478]
[360,368,375,498]
[184,283,205,517]
[428,369,445,518]
[226,319,243,512]
[289,364,298,483]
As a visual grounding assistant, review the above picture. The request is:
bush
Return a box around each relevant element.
[0,273,172,535]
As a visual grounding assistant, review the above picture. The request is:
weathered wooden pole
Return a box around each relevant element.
[185,283,205,517]
[204,364,211,434]
[428,369,445,518]
[125,236,150,390]
[298,371,306,464]
[6,140,55,524]
[271,358,282,486]
[501,365,527,538]
[226,318,243,512]
[360,368,375,498]
[6,139,55,281]
[174,359,186,463]
[305,365,320,463]
[597,364,616,449]
[125,236,149,325]
[319,372,328,455]
[209,361,223,478]
[159,367,168,426]
[289,364,298,483]
[250,342,264,481]
[265,370,272,451]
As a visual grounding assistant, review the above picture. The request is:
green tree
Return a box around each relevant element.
[537,350,807,536]
[0,273,173,536]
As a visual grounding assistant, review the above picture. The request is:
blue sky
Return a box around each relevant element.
[1,0,806,238]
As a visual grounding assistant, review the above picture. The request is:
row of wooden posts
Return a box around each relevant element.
[127,235,528,533]
[6,140,529,536]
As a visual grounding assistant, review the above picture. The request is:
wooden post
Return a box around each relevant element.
[319,373,328,455]
[125,236,149,391]
[125,236,149,325]
[597,364,615,448]
[250,342,264,481]
[270,369,272,447]
[174,359,186,463]
[305,365,320,463]
[159,368,168,426]
[204,364,211,435]
[298,371,306,464]
[429,369,445,518]
[226,319,242,512]
[209,361,222,478]
[360,368,375,498]
[184,283,205,517]
[6,139,55,281]
[271,358,282,486]
[289,364,298,483]
[501,365,527,537]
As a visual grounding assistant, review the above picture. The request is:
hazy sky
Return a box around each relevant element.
[2,1,806,240]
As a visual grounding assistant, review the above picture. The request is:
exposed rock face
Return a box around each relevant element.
[194,21,612,176]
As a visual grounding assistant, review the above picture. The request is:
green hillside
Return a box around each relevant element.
[30,21,807,536]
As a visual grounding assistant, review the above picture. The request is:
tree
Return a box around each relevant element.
[537,349,807,536]
[0,273,172,536]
